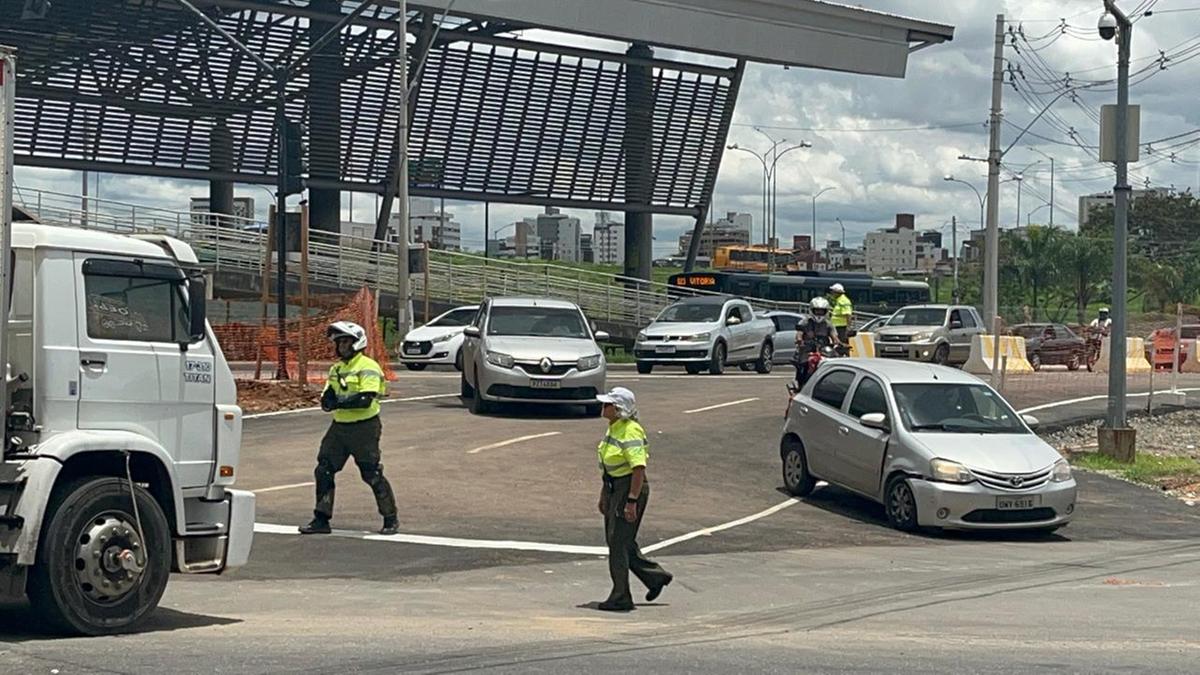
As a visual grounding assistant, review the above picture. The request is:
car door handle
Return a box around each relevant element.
[80,354,107,369]
[797,404,809,415]
[838,425,850,435]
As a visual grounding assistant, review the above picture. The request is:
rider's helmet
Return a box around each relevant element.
[327,321,368,352]
[810,297,831,318]
[1098,307,1110,317]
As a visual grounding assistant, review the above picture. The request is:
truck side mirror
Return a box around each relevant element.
[187,275,207,343]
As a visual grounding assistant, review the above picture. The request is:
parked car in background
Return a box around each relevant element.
[1012,323,1087,371]
[399,305,478,371]
[858,313,894,333]
[634,296,776,375]
[1144,324,1200,369]
[780,359,1076,533]
[758,310,806,365]
[873,304,986,366]
[459,298,607,415]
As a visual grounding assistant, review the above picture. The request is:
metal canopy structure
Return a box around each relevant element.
[0,0,953,276]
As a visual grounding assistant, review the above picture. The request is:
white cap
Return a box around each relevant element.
[829,283,845,293]
[1099,307,1110,313]
[597,387,638,419]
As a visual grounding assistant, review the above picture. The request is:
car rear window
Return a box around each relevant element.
[812,370,856,410]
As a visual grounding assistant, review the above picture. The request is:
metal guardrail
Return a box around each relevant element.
[14,187,876,332]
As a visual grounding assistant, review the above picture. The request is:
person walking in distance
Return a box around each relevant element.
[594,387,672,612]
[300,321,399,536]
[829,283,854,344]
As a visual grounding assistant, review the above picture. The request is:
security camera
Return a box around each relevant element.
[1097,12,1118,41]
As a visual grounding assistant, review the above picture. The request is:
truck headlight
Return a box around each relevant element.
[687,332,712,341]
[930,458,974,484]
[577,354,603,371]
[1051,459,1072,482]
[431,333,454,343]
[485,351,514,369]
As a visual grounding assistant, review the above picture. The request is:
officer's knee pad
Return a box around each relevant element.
[358,462,383,483]
[315,460,337,484]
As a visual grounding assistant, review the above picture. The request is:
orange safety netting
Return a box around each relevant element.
[213,286,396,383]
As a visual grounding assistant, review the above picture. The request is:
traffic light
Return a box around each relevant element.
[283,120,307,195]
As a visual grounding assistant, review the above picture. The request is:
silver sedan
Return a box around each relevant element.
[780,359,1076,532]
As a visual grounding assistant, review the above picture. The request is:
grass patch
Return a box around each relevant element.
[601,344,636,364]
[1071,452,1200,487]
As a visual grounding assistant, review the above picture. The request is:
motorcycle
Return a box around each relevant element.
[785,337,845,416]
[1083,326,1107,372]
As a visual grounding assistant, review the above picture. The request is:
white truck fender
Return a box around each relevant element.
[0,456,60,566]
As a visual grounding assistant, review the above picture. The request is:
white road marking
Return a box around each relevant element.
[382,393,461,404]
[467,431,562,455]
[253,522,606,555]
[243,393,458,420]
[683,397,760,414]
[252,481,315,493]
[1016,387,1200,414]
[642,498,800,553]
[610,374,786,381]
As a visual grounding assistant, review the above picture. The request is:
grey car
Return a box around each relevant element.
[874,304,986,366]
[758,311,806,365]
[780,359,1076,532]
[460,297,608,415]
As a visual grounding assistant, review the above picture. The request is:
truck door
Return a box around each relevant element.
[75,255,215,488]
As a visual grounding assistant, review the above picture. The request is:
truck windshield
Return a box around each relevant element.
[892,383,1026,434]
[657,303,722,323]
[889,308,947,327]
[487,306,589,338]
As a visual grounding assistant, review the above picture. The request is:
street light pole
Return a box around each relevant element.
[727,144,769,247]
[769,141,812,270]
[811,186,836,254]
[1104,0,1133,433]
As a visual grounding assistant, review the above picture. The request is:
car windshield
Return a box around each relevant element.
[1183,327,1200,339]
[1012,325,1051,339]
[657,302,722,323]
[892,383,1026,434]
[889,308,947,327]
[428,308,476,328]
[487,306,590,338]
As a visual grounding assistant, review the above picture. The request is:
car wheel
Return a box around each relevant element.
[739,363,754,371]
[460,372,475,399]
[405,363,427,371]
[932,343,950,366]
[781,437,815,497]
[884,475,920,532]
[585,403,603,417]
[468,375,491,415]
[1066,353,1080,371]
[709,342,726,376]
[636,362,653,375]
[1030,352,1042,371]
[755,342,774,374]
[685,364,703,375]
[454,350,464,372]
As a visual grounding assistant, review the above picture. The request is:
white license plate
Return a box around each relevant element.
[529,379,561,389]
[882,346,906,353]
[655,345,677,354]
[404,346,422,355]
[996,495,1041,510]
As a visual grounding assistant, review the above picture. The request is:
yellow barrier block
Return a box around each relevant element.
[1096,337,1152,374]
[848,332,876,358]
[965,335,1034,375]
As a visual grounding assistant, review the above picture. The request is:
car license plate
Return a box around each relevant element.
[655,344,677,354]
[883,346,905,354]
[404,345,422,355]
[996,495,1041,510]
[529,379,561,389]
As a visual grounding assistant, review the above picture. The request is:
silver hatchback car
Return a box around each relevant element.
[460,297,608,415]
[781,359,1076,532]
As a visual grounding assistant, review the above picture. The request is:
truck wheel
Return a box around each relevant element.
[636,362,653,375]
[28,477,171,636]
[708,342,727,375]
[755,342,774,374]
[932,343,950,366]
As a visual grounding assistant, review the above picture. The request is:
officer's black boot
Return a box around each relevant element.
[299,516,332,535]
[379,515,399,535]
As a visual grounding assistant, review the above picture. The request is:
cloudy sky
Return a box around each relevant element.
[14,0,1200,257]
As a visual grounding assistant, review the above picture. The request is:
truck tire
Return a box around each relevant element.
[708,342,727,376]
[28,476,171,636]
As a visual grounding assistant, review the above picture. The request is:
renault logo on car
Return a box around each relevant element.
[539,357,553,373]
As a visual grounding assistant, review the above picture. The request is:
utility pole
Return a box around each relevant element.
[1103,0,1133,442]
[396,0,412,341]
[1048,156,1055,227]
[951,215,959,302]
[983,13,1005,328]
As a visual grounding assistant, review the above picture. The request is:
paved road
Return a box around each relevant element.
[4,367,1200,672]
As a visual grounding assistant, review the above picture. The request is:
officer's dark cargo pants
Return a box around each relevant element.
[603,474,671,606]
[313,416,397,520]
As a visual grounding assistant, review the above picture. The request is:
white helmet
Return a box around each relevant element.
[327,321,368,352]
[829,283,845,294]
[1098,307,1110,314]
[810,297,831,314]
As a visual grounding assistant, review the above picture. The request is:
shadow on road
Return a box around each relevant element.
[0,604,240,641]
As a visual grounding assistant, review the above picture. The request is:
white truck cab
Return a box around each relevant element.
[0,222,254,635]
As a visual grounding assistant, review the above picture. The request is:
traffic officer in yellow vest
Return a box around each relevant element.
[299,321,399,536]
[594,387,672,612]
[829,283,854,343]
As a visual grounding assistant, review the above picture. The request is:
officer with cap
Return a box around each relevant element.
[829,283,854,343]
[300,321,399,535]
[594,387,673,612]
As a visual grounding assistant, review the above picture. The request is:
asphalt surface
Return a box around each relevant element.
[4,365,1200,673]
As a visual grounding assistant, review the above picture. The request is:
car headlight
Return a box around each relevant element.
[431,333,454,343]
[1051,458,1072,482]
[577,354,603,371]
[636,331,648,341]
[930,458,974,484]
[485,351,514,368]
[912,331,933,342]
[687,332,712,341]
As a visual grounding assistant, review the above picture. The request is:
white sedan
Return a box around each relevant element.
[399,305,478,371]
[781,358,1076,533]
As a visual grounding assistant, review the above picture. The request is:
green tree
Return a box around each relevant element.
[1059,235,1110,324]
[1082,191,1200,258]
[998,225,1063,320]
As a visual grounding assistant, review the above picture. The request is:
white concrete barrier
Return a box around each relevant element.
[1180,339,1200,373]
[964,335,1035,376]
[848,332,876,358]
[1095,336,1152,374]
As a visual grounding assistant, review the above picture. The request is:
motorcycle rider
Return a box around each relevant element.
[1089,307,1113,335]
[793,297,840,387]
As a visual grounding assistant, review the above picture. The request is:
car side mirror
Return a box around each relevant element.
[726,316,741,326]
[860,412,889,431]
[187,275,207,343]
[594,331,610,342]
[1022,414,1040,430]
[949,320,963,330]
[463,325,481,338]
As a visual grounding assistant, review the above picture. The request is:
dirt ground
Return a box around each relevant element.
[236,380,322,414]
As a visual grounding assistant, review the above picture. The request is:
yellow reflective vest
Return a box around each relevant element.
[831,294,854,328]
[325,352,386,423]
[597,419,648,478]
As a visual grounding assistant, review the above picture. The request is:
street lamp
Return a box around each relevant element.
[1026,202,1051,226]
[1024,148,1056,226]
[726,143,772,245]
[770,141,813,268]
[944,174,984,302]
[811,186,836,253]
